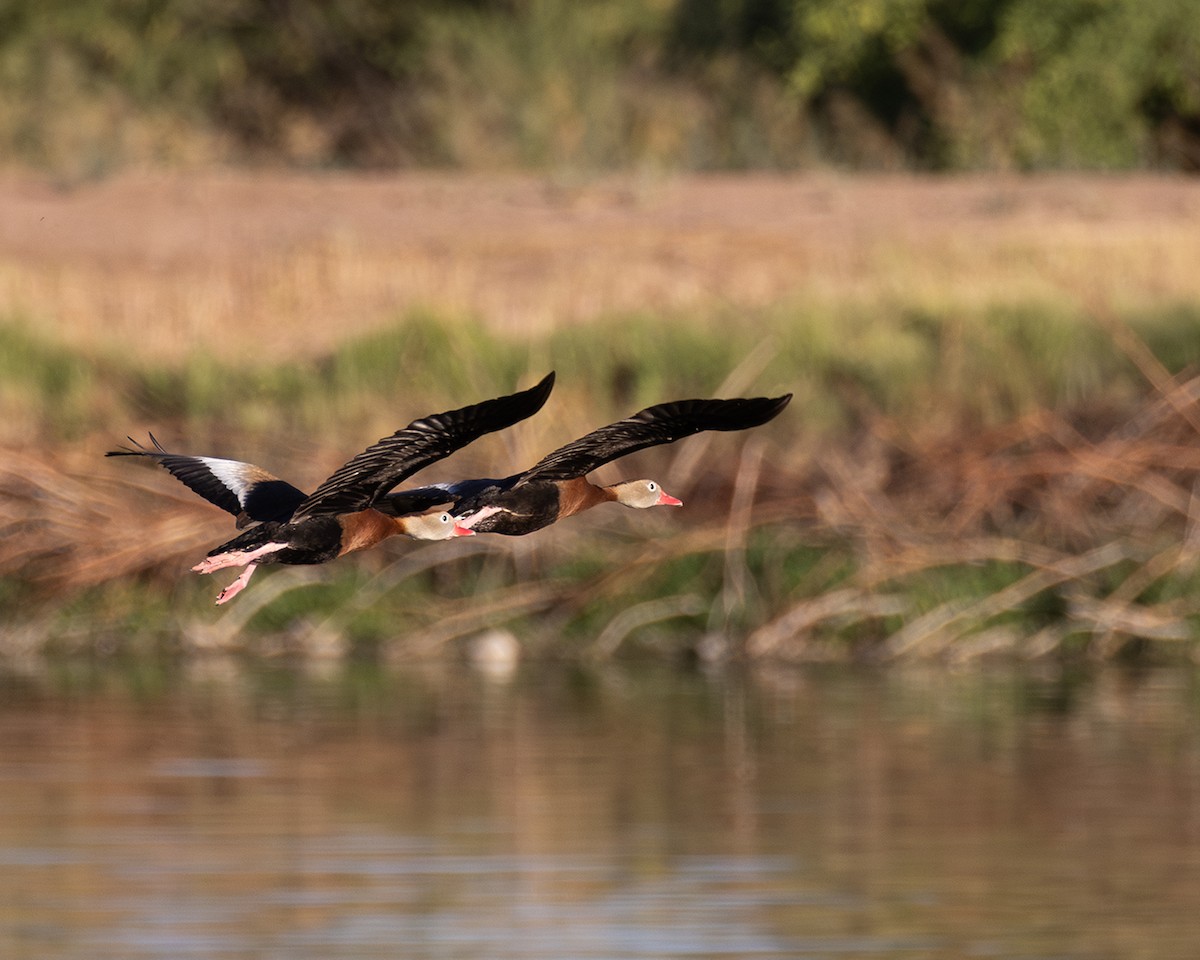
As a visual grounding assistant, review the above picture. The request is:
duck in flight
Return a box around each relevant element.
[382,393,791,537]
[107,373,555,604]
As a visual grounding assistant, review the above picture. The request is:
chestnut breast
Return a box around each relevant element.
[336,509,401,557]
[554,477,614,519]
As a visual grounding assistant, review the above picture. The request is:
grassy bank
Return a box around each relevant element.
[3,303,1200,663]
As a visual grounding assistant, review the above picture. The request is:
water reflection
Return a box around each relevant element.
[0,660,1198,959]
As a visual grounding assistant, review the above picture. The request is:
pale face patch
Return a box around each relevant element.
[405,511,470,541]
[613,479,680,509]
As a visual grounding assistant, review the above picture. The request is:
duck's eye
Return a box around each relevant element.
[647,482,657,491]
[440,513,451,523]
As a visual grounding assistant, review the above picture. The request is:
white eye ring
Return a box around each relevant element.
[440,513,451,523]
[647,482,657,491]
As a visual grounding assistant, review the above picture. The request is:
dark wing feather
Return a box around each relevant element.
[105,434,307,526]
[291,372,555,520]
[380,477,514,517]
[517,394,791,484]
[377,484,458,516]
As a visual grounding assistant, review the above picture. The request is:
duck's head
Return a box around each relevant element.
[611,479,683,509]
[401,511,476,540]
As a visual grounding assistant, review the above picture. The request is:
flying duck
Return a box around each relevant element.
[107,373,555,603]
[382,393,791,537]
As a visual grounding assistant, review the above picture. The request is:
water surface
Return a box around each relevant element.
[1,661,1198,959]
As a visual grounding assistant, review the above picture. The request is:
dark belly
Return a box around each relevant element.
[206,516,342,565]
[468,483,560,537]
[470,511,556,536]
[278,516,343,564]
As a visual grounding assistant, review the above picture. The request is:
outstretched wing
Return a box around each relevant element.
[291,372,555,520]
[105,434,308,528]
[517,394,791,484]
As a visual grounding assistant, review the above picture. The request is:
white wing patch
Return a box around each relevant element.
[201,457,260,506]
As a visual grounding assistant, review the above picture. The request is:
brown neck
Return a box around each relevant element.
[337,509,403,557]
[556,477,617,520]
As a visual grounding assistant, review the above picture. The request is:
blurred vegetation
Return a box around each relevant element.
[3,0,1200,175]
[3,301,1194,444]
[4,304,1200,662]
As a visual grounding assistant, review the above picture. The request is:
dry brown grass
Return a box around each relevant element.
[746,369,1200,660]
[0,446,222,591]
[4,171,1200,361]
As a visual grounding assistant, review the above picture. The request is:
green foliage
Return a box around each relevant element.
[672,0,1200,169]
[3,0,1197,170]
[997,0,1200,167]
[899,560,1031,617]
[0,0,473,171]
[786,0,931,98]
[546,312,752,412]
[1,298,1192,444]
[0,320,102,437]
[418,0,657,168]
[328,311,528,402]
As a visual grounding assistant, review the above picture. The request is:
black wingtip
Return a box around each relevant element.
[105,433,152,458]
[106,432,179,458]
[734,393,792,432]
[502,371,555,422]
[529,371,555,409]
[106,437,141,457]
[712,393,793,430]
[765,393,792,420]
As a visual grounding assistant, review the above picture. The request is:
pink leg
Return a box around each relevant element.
[215,564,258,605]
[193,541,287,574]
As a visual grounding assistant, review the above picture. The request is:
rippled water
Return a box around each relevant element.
[1,660,1198,959]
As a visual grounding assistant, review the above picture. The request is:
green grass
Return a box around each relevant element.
[3,299,1185,444]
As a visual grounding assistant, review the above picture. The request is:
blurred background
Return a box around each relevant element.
[6,0,1200,174]
[3,3,1200,956]
[3,0,1200,660]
